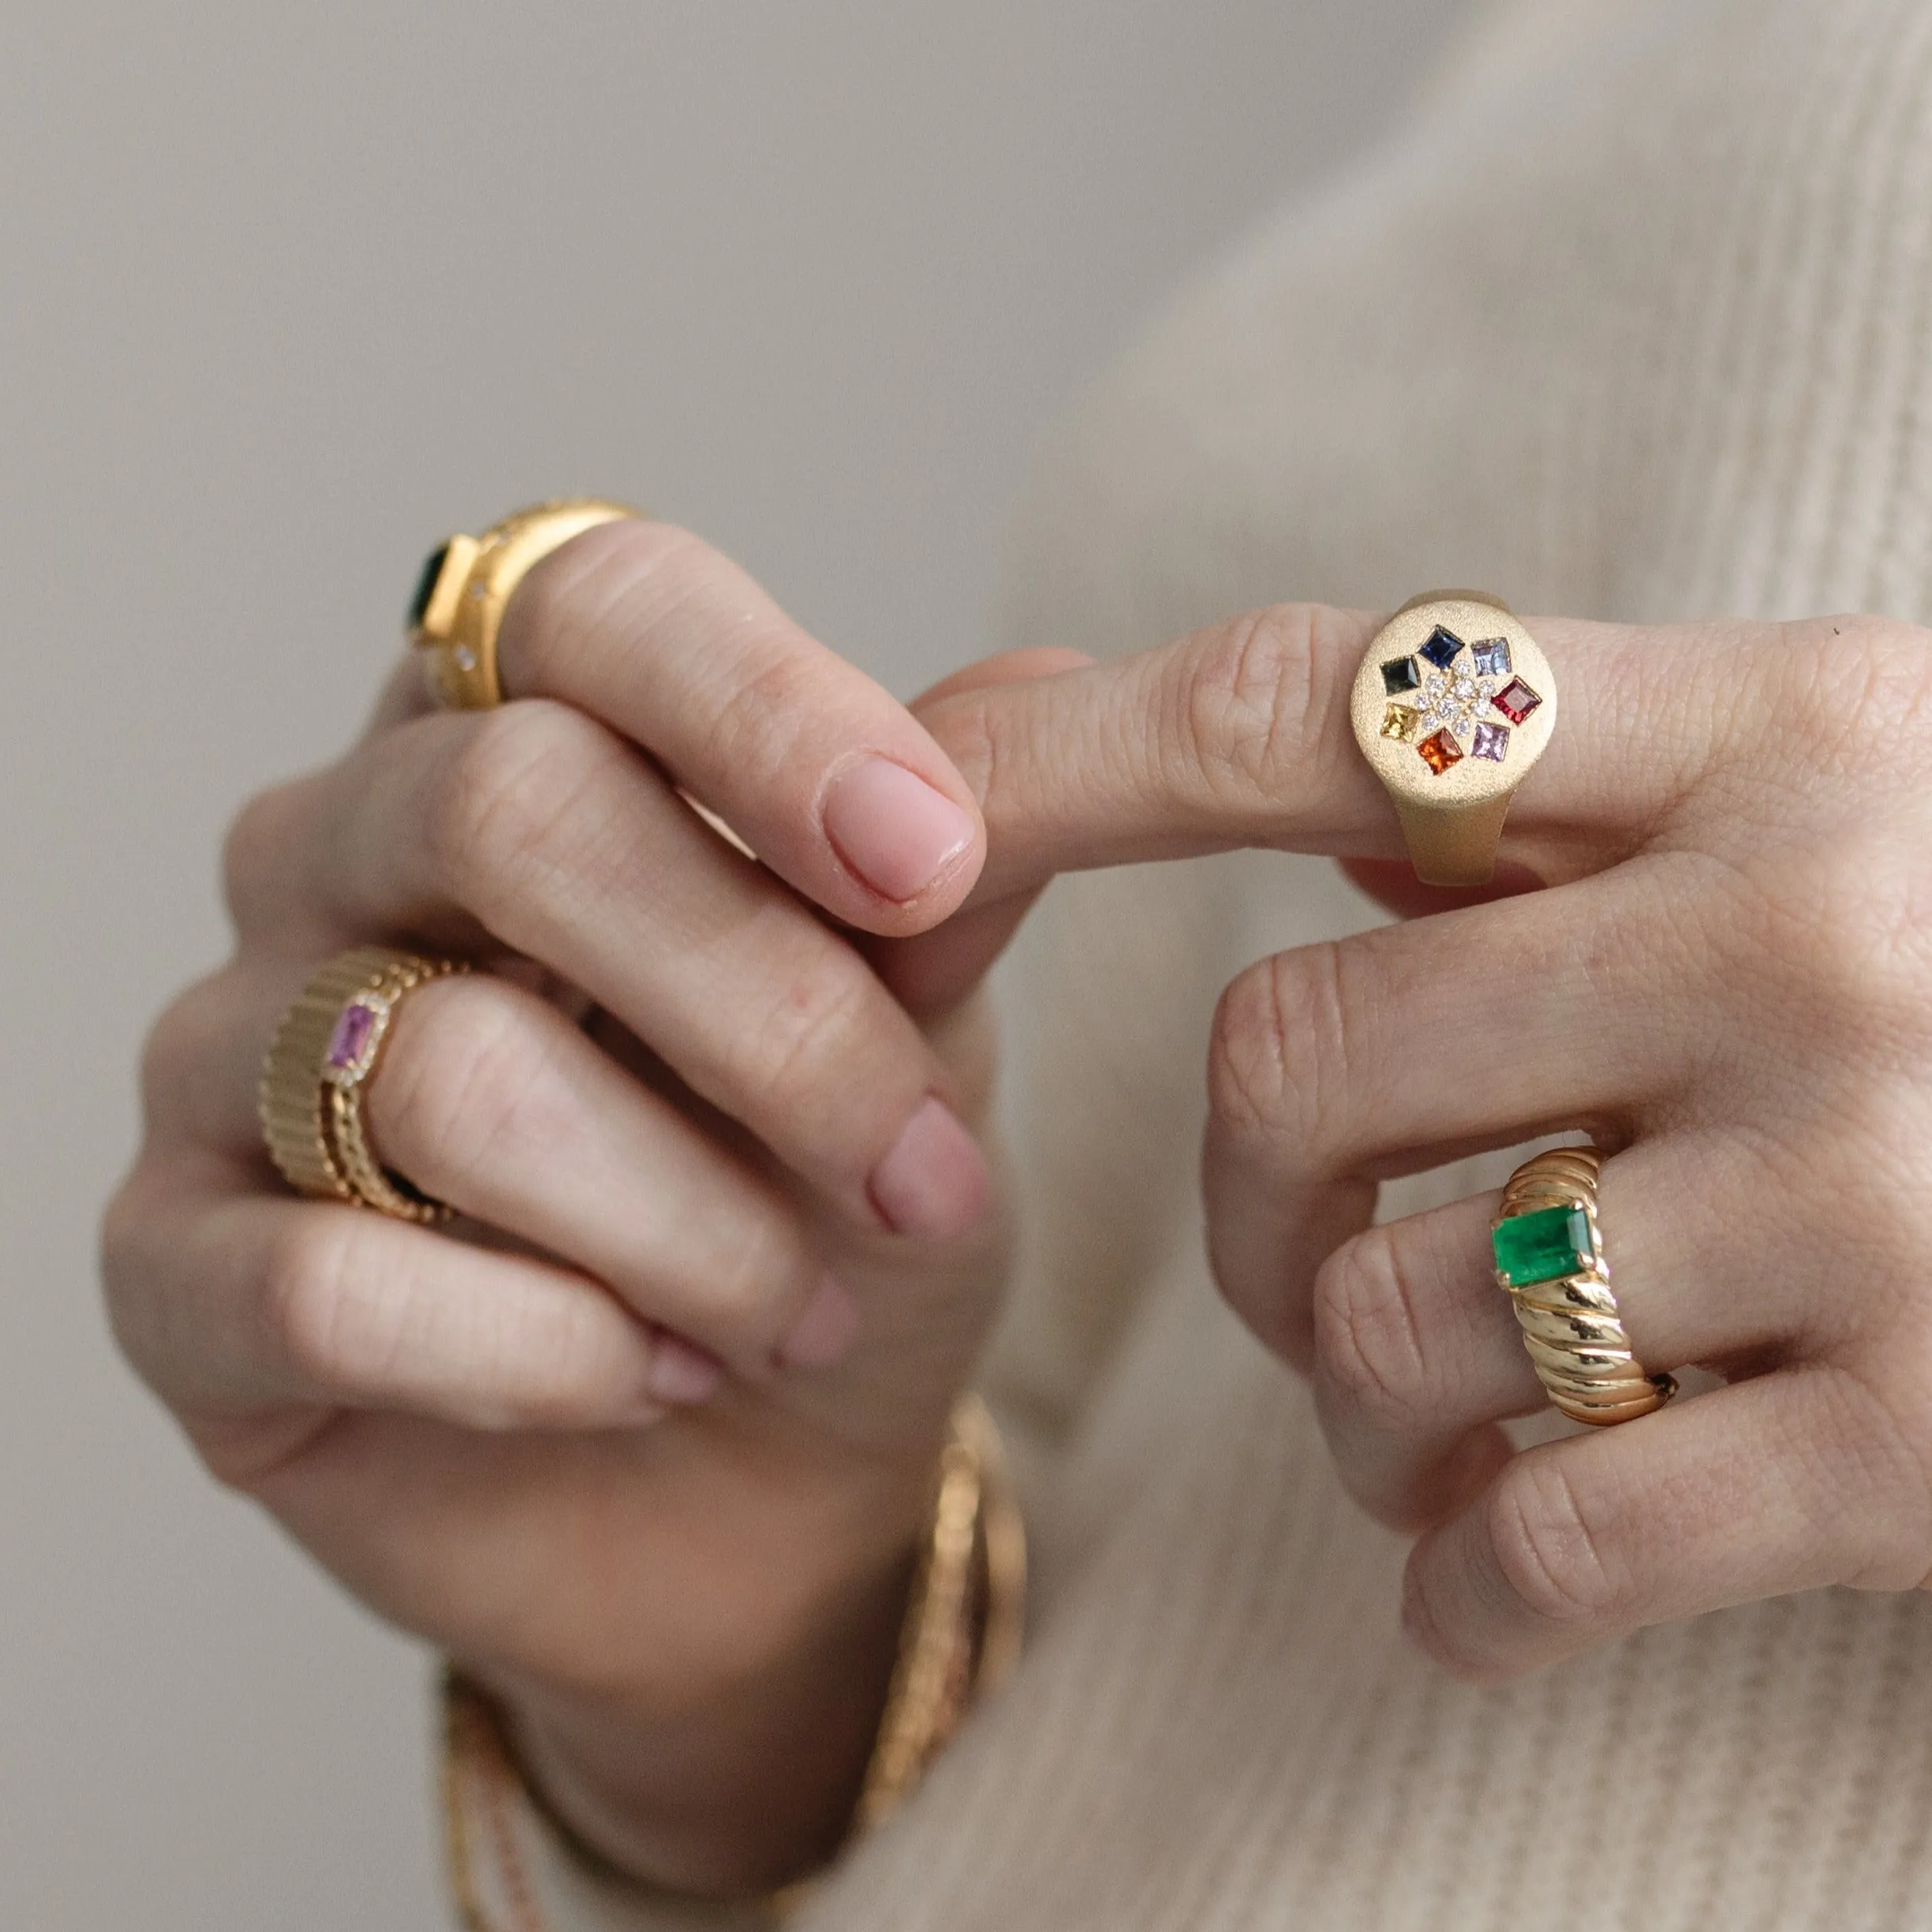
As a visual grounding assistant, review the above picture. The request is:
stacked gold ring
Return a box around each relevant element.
[260,946,465,1223]
[1490,1146,1676,1426]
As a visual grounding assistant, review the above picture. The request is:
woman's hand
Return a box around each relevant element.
[912,601,1932,1680]
[103,520,1064,1893]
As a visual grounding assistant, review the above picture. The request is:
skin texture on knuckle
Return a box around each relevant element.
[221,778,313,936]
[1310,1228,1433,1438]
[428,701,626,933]
[1163,604,1353,817]
[372,978,563,1199]
[1207,944,1350,1165]
[1485,1456,1624,1638]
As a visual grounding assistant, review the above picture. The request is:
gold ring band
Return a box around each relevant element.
[260,947,466,1222]
[1491,1146,1676,1426]
[1349,592,1556,886]
[409,498,641,710]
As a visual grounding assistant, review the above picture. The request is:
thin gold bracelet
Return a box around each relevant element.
[440,1396,1026,1930]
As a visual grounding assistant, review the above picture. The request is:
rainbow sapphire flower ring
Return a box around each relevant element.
[1492,1147,1676,1427]
[409,499,640,710]
[260,947,466,1224]
[1348,592,1556,886]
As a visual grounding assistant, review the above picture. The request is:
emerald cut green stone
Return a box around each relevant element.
[1492,1205,1594,1288]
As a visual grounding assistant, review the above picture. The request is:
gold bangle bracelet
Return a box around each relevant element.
[439,1396,1026,1929]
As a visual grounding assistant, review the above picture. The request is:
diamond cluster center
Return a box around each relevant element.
[1377,627,1541,775]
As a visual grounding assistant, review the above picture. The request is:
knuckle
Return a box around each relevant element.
[221,779,311,932]
[1485,1459,1622,1629]
[507,516,689,693]
[263,1212,392,1394]
[372,980,555,1194]
[136,971,237,1144]
[99,1168,167,1373]
[428,701,617,925]
[1207,944,1350,1160]
[1310,1228,1432,1429]
[723,951,892,1142]
[1164,604,1353,807]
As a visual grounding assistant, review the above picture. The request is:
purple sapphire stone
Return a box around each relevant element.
[1470,638,1512,678]
[325,999,380,1074]
[1471,719,1510,761]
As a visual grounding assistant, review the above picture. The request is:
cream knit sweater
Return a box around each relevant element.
[469,1,1932,1924]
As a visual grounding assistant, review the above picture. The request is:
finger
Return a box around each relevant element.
[1400,1368,1932,1680]
[103,1157,719,1433]
[873,646,1096,1018]
[1201,854,1721,1362]
[219,708,992,1236]
[153,966,852,1378]
[917,603,1760,900]
[1306,1136,1812,1532]
[496,518,985,931]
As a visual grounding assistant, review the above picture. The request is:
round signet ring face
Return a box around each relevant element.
[1348,594,1556,887]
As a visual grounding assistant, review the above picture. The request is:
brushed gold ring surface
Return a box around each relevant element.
[409,498,641,710]
[1349,593,1556,886]
[260,946,466,1223]
[1491,1146,1676,1426]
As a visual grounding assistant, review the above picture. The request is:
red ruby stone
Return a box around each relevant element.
[1492,677,1543,725]
[325,1000,379,1073]
[1417,728,1463,775]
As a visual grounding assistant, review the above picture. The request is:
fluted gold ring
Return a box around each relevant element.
[1491,1146,1676,1426]
[260,946,465,1222]
[409,498,641,710]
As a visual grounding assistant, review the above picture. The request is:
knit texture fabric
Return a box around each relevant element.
[476,1,1932,1923]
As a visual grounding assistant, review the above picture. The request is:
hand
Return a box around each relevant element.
[104,519,1071,1892]
[913,601,1932,1680]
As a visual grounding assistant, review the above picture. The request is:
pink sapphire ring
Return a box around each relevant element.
[1348,592,1557,887]
[259,946,466,1223]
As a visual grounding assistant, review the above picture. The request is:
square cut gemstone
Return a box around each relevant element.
[1417,727,1463,774]
[1493,1205,1596,1287]
[325,998,382,1077]
[1470,637,1512,678]
[1419,625,1464,671]
[1381,656,1421,696]
[407,542,450,630]
[1493,677,1543,725]
[1381,702,1422,743]
[1471,719,1510,761]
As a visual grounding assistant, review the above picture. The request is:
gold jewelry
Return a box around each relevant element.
[260,946,465,1222]
[1349,592,1556,886]
[410,499,641,710]
[1491,1145,1676,1426]
[439,1396,1026,1926]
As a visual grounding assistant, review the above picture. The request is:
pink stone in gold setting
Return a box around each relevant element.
[1493,677,1543,725]
[1417,728,1463,775]
[325,999,381,1077]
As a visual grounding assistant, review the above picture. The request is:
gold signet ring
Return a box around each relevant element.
[1348,592,1556,887]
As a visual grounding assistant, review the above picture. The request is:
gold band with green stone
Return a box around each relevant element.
[1491,1145,1676,1426]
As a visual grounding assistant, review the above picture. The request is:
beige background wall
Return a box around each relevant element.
[0,4,1469,1924]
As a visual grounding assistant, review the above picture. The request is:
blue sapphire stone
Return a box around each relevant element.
[1419,625,1464,671]
[1381,656,1421,696]
[1471,638,1512,678]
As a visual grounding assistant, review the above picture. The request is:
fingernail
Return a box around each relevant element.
[869,1097,990,1240]
[823,757,975,902]
[776,1274,862,1372]
[644,1335,723,1406]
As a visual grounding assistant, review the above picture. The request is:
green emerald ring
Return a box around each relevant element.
[1492,1145,1676,1427]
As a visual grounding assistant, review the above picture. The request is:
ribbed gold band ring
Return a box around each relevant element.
[1491,1146,1676,1426]
[260,946,465,1223]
